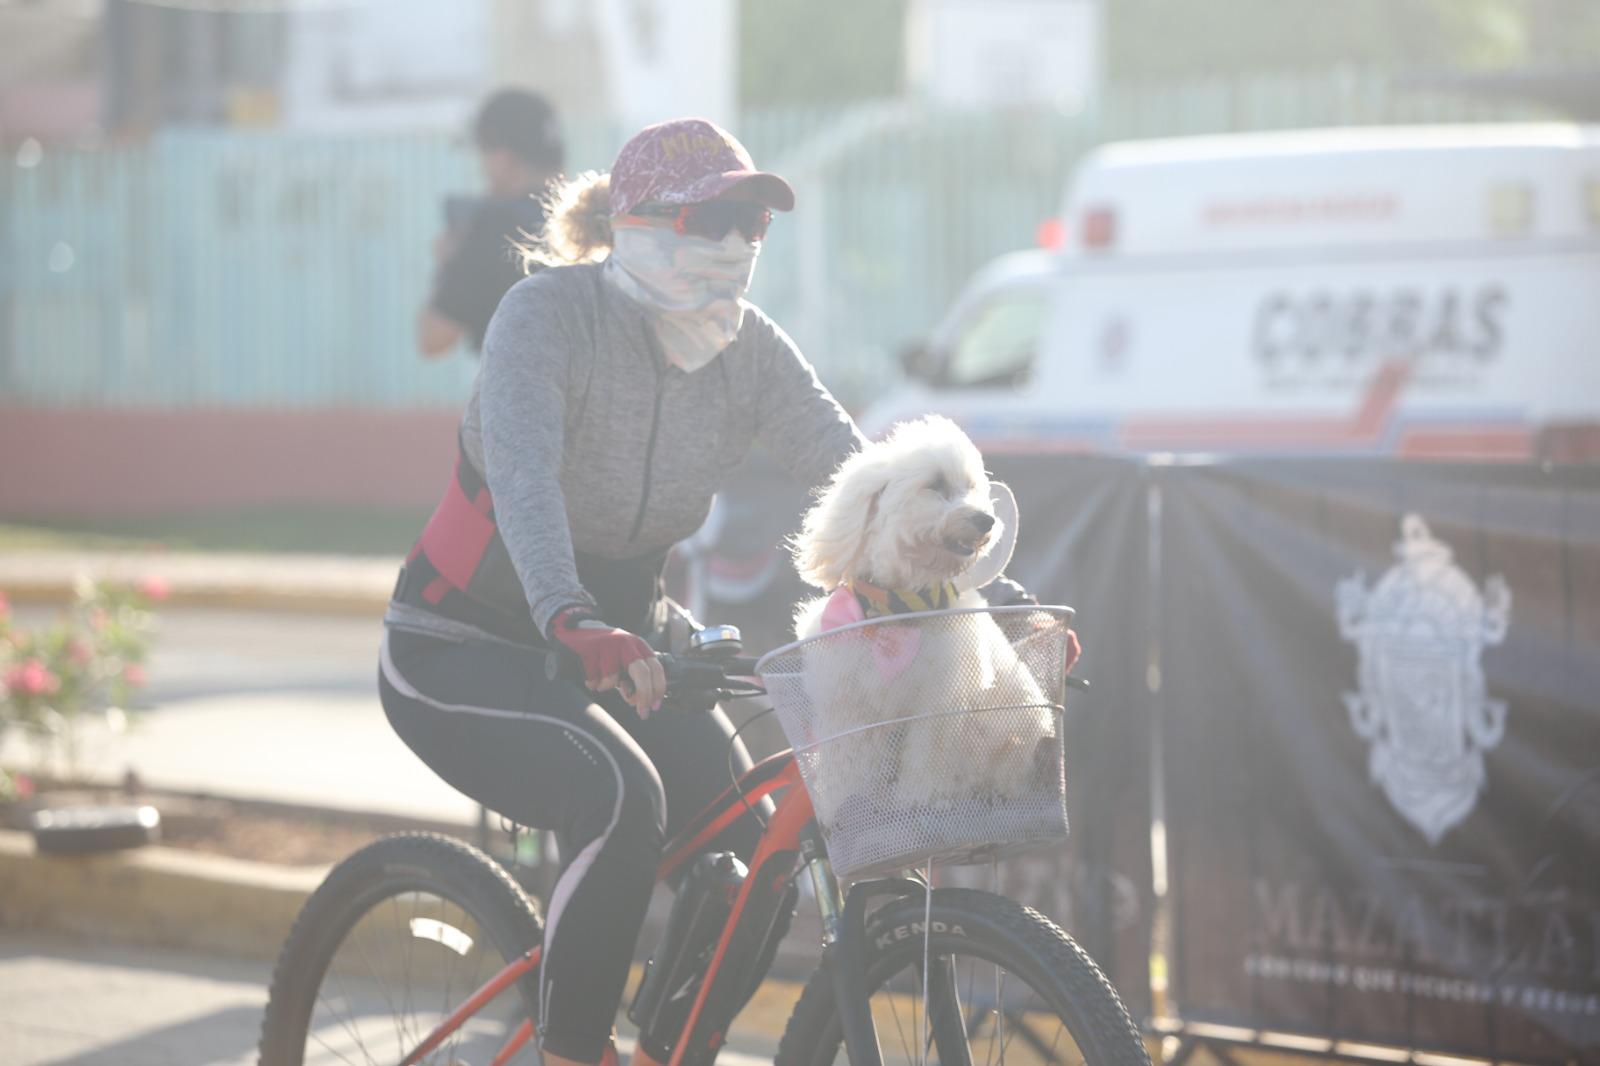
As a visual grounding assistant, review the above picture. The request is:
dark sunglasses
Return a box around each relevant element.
[631,200,773,242]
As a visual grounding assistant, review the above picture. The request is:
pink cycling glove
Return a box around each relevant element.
[548,607,655,690]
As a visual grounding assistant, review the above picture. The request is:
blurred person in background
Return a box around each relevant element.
[417,88,564,357]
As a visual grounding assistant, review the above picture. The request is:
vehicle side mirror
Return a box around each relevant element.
[898,341,941,384]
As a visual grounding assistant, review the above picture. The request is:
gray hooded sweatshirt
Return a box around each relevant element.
[387,261,865,642]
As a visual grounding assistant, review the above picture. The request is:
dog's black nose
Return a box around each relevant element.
[971,512,996,533]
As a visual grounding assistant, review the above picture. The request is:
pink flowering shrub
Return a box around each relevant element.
[0,581,160,781]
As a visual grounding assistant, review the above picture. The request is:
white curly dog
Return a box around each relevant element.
[787,416,1058,834]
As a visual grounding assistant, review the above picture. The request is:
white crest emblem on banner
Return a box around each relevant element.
[1336,515,1511,845]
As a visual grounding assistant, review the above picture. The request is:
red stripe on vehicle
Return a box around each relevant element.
[1118,360,1410,449]
[1396,427,1533,460]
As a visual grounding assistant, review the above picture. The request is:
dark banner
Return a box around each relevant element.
[688,450,1155,1019]
[1158,461,1600,1062]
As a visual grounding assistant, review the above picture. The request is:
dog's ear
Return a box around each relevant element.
[955,480,1019,593]
[790,454,889,590]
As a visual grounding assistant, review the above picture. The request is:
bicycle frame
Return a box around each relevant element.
[398,749,887,1066]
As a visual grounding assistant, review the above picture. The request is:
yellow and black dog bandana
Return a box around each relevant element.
[849,579,961,618]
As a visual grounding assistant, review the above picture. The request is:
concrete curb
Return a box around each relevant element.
[0,551,396,616]
[0,825,824,1009]
[0,829,324,961]
[6,582,389,616]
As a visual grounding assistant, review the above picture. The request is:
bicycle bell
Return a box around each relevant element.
[688,624,743,659]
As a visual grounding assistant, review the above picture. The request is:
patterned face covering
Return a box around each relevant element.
[606,221,761,373]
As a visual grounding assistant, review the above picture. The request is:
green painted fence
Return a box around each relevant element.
[0,70,1539,412]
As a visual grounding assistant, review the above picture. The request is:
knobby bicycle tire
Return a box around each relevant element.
[257,832,545,1066]
[774,887,1149,1066]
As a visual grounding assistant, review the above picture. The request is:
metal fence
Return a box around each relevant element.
[0,69,1542,412]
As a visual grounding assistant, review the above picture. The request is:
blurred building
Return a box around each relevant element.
[0,0,101,142]
[94,0,732,138]
[490,0,733,129]
[277,0,489,133]
[904,0,1101,109]
[102,0,487,135]
[10,0,732,141]
[103,0,287,133]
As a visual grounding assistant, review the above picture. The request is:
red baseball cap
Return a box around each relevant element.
[609,117,795,217]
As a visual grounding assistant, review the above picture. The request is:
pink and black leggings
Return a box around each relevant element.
[378,627,765,1063]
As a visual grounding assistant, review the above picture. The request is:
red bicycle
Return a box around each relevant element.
[257,611,1147,1066]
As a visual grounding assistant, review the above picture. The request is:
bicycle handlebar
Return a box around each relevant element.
[543,648,764,698]
[546,646,1087,696]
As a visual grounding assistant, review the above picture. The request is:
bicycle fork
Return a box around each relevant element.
[805,827,973,1066]
[804,830,883,1066]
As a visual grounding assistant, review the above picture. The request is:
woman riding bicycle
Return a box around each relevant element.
[380,118,1053,1066]
[382,117,865,1066]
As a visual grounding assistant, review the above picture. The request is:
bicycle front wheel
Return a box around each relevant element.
[258,833,545,1066]
[775,888,1148,1066]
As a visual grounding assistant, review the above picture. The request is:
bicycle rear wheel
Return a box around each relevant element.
[258,833,544,1066]
[775,888,1149,1066]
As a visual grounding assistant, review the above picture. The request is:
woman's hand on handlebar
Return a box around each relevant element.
[547,607,666,717]
[614,654,667,717]
[545,647,766,708]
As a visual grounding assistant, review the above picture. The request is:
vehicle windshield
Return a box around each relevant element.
[941,289,1051,389]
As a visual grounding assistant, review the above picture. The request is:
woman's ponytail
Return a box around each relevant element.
[519,170,613,271]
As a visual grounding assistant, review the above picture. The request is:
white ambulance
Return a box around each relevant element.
[861,124,1600,458]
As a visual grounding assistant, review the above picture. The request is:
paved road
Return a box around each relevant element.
[2,605,477,824]
[0,933,272,1066]
[0,933,785,1066]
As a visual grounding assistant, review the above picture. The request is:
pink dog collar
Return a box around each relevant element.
[818,582,952,683]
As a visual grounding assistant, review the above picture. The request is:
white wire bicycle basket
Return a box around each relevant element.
[756,605,1074,881]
